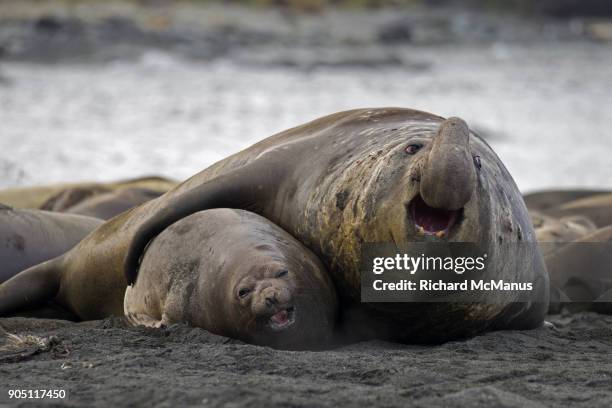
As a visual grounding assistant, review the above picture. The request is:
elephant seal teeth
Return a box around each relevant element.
[269,307,295,331]
[409,195,461,237]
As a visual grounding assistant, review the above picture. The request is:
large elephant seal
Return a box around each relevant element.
[0,108,548,342]
[125,209,337,350]
[0,204,102,283]
[44,187,163,220]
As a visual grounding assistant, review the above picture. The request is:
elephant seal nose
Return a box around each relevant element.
[419,117,476,211]
[265,296,277,308]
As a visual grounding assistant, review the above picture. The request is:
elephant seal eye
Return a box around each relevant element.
[473,155,482,170]
[238,288,251,298]
[276,270,289,278]
[405,144,422,154]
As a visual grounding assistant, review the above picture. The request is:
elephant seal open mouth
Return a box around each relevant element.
[268,306,296,331]
[409,195,462,238]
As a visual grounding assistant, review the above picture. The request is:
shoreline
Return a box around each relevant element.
[1,1,612,65]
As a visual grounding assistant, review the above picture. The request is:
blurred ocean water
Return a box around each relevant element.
[1,42,611,193]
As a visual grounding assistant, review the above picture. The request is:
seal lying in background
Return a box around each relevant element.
[528,190,612,314]
[0,176,176,209]
[524,189,610,212]
[0,204,102,284]
[542,226,612,314]
[125,209,337,350]
[40,185,110,212]
[43,187,163,220]
[0,108,548,343]
[531,212,596,256]
[543,193,612,228]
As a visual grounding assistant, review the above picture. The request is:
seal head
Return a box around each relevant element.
[226,253,331,348]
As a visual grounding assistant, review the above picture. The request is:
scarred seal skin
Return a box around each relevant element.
[124,209,337,350]
[0,108,549,343]
[0,204,102,284]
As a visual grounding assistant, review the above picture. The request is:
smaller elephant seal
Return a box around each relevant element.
[0,205,102,284]
[46,187,163,220]
[125,209,338,350]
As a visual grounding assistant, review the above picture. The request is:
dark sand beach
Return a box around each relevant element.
[1,313,612,407]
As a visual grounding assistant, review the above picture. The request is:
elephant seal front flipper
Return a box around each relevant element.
[0,258,63,316]
[124,308,166,328]
[124,161,283,285]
